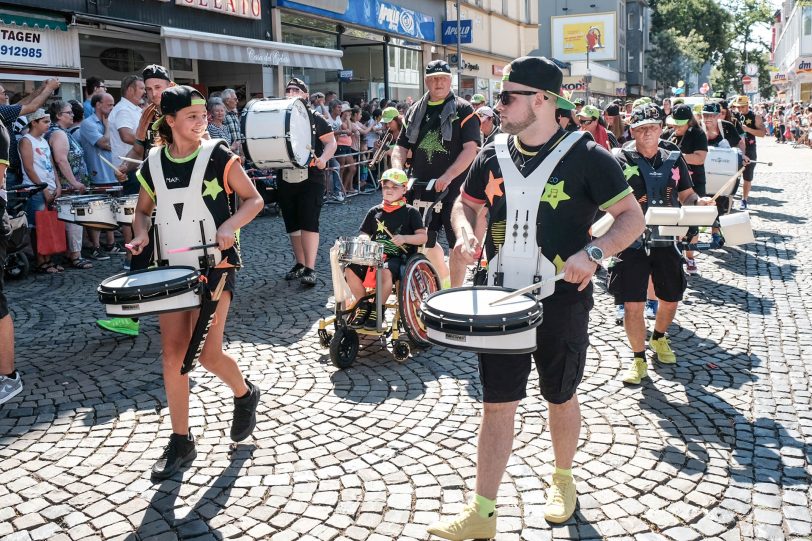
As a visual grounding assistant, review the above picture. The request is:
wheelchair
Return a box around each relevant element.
[318,186,446,369]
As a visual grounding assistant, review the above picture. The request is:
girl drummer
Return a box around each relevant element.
[129,85,264,480]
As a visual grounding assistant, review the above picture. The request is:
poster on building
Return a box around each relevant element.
[551,12,616,62]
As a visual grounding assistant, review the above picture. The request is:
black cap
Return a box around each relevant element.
[628,103,663,128]
[604,104,620,116]
[702,102,721,115]
[142,64,171,82]
[719,100,729,110]
[152,85,206,130]
[666,104,693,126]
[286,77,308,93]
[574,98,586,106]
[501,56,575,110]
[425,60,452,77]
[712,90,727,99]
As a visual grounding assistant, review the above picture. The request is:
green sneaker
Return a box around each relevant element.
[97,317,140,337]
[649,336,676,364]
[620,357,648,385]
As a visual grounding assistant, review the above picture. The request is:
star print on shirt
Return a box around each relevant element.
[553,254,565,273]
[485,171,504,204]
[417,129,448,162]
[623,163,639,181]
[202,178,223,200]
[376,219,387,233]
[540,181,571,210]
[671,167,680,181]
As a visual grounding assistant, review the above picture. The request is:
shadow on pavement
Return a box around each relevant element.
[684,275,774,315]
[748,207,807,225]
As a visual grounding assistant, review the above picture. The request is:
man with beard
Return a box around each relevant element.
[428,56,643,540]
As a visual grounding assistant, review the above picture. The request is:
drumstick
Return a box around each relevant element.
[99,155,121,175]
[377,219,408,253]
[119,156,144,166]
[489,273,566,306]
[750,160,773,166]
[167,242,219,254]
[710,167,746,203]
[461,228,471,254]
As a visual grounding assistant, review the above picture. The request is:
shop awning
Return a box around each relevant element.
[162,27,343,70]
[0,10,68,31]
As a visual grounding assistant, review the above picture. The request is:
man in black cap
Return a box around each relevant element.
[610,104,712,386]
[431,56,643,538]
[391,59,480,289]
[277,77,336,287]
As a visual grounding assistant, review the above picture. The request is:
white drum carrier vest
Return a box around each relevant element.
[490,131,585,300]
[148,138,224,269]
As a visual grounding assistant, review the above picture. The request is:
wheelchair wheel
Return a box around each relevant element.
[330,327,359,369]
[398,254,440,347]
[393,340,410,362]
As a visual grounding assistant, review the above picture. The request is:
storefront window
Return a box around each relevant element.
[80,33,160,85]
[283,66,339,98]
[387,45,421,101]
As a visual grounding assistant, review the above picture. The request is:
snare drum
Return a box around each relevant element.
[420,287,543,354]
[241,98,312,172]
[98,266,202,317]
[114,194,139,225]
[337,236,384,266]
[56,195,117,230]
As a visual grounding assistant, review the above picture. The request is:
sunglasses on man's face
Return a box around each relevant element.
[579,119,594,125]
[498,90,548,106]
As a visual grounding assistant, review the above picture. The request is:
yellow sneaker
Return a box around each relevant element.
[544,473,577,524]
[649,336,676,364]
[426,502,497,540]
[621,357,648,385]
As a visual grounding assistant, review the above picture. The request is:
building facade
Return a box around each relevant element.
[771,1,812,102]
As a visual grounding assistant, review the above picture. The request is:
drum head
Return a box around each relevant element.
[103,267,194,289]
[98,266,200,303]
[426,287,537,318]
[289,99,312,168]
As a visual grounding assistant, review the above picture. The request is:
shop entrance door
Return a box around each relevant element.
[341,34,385,103]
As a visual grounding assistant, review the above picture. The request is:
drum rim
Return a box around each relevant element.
[424,333,539,354]
[98,265,201,303]
[420,286,542,333]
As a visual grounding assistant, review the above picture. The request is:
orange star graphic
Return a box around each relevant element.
[485,171,504,205]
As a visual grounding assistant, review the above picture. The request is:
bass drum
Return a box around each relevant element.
[241,97,312,172]
[398,254,441,347]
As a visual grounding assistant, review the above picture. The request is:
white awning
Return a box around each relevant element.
[161,27,343,70]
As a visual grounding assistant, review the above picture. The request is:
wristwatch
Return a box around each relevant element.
[584,244,604,264]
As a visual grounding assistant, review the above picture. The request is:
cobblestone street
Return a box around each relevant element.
[1,138,811,541]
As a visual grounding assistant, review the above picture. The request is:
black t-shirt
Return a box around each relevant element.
[614,145,693,209]
[662,126,708,187]
[137,140,240,264]
[359,203,425,256]
[737,110,759,151]
[0,121,9,168]
[310,113,333,175]
[462,129,632,301]
[397,94,480,188]
[707,120,741,149]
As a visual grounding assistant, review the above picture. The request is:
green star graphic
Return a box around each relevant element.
[540,181,571,210]
[203,178,223,200]
[623,164,639,181]
[418,129,448,162]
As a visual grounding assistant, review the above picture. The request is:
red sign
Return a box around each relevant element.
[742,75,752,85]
[492,65,504,76]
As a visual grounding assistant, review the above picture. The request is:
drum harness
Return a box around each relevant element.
[474,131,585,300]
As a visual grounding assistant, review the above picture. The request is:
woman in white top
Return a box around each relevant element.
[18,109,63,273]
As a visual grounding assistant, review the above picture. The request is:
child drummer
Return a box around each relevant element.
[128,86,264,480]
[345,168,427,330]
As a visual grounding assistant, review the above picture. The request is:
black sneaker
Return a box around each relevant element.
[284,263,305,280]
[350,301,372,328]
[300,268,316,287]
[152,432,196,480]
[231,380,260,442]
[364,309,380,330]
[103,243,125,255]
[89,248,110,261]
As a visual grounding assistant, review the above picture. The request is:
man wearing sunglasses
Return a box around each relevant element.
[431,56,643,539]
[391,60,481,289]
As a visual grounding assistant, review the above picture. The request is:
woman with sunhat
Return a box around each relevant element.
[128,85,264,480]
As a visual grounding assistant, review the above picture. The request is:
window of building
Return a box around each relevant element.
[503,0,509,16]
[628,12,634,31]
[619,46,625,72]
[804,12,811,35]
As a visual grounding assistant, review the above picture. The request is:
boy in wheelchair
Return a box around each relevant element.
[344,168,427,330]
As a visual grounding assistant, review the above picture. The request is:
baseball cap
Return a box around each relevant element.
[152,85,206,130]
[702,102,721,115]
[632,97,652,109]
[286,77,308,93]
[381,168,409,185]
[471,93,486,104]
[501,56,575,110]
[577,104,600,119]
[380,107,399,123]
[666,104,693,126]
[26,109,48,125]
[142,64,171,82]
[573,98,586,106]
[628,104,663,128]
[340,103,351,113]
[425,60,452,77]
[477,106,495,118]
[604,104,620,116]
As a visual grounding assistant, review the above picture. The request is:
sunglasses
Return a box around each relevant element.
[498,90,549,106]
[579,119,595,125]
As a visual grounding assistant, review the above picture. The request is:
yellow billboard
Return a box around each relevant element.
[551,12,617,62]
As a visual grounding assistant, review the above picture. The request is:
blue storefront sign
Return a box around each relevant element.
[276,0,436,42]
[441,20,472,44]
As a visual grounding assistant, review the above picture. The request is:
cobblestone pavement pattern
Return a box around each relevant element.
[1,139,811,541]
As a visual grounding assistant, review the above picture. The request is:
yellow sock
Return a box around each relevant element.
[555,467,573,478]
[441,276,451,289]
[474,494,495,518]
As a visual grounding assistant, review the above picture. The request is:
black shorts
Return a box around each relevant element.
[608,245,687,304]
[277,174,325,233]
[206,267,237,297]
[408,181,459,248]
[743,148,757,182]
[0,200,8,319]
[347,255,407,283]
[478,296,592,404]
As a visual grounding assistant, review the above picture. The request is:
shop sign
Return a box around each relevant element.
[770,72,787,85]
[175,0,262,20]
[797,58,812,75]
[339,69,353,80]
[492,64,504,76]
[247,47,290,65]
[0,26,52,67]
[276,0,436,41]
[441,20,472,44]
